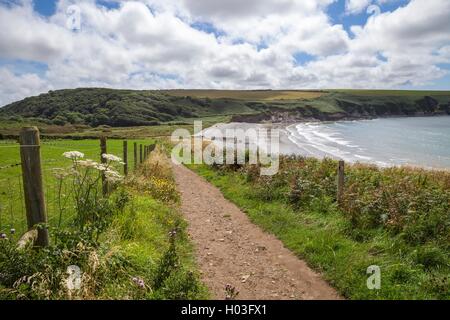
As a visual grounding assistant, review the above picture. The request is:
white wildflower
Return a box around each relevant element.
[94,163,108,171]
[76,159,98,168]
[63,151,85,159]
[102,154,122,163]
[104,169,123,182]
[53,168,70,179]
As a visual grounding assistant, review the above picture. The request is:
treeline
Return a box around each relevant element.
[0,88,220,127]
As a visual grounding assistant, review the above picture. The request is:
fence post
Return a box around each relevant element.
[123,141,128,176]
[234,136,238,164]
[100,136,108,196]
[133,142,137,171]
[337,160,345,205]
[19,126,49,247]
[139,144,143,164]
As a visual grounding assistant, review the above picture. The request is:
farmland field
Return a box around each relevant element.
[161,89,326,100]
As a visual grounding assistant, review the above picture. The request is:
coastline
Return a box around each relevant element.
[201,115,450,172]
[232,111,450,126]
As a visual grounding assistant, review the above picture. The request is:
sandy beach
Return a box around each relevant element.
[199,117,450,170]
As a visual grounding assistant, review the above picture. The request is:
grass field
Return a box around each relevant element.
[162,90,326,101]
[0,141,207,300]
[0,138,153,236]
[0,116,231,139]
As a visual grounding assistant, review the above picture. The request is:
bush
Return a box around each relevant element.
[52,115,67,126]
[341,166,450,243]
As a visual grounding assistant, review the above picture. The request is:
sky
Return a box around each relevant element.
[0,0,449,106]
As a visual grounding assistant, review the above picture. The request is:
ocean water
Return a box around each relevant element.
[285,116,450,169]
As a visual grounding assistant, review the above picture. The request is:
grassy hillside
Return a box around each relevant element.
[0,88,449,130]
[161,89,325,100]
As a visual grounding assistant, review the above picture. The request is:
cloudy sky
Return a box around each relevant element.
[0,0,449,106]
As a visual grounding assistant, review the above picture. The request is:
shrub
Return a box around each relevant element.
[52,115,67,126]
[212,154,450,246]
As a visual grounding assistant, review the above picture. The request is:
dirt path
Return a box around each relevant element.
[172,164,341,300]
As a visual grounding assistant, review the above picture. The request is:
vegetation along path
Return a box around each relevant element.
[172,163,341,300]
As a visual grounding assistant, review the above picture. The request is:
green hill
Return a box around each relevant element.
[0,88,449,127]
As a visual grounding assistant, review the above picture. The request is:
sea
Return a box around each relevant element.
[285,116,450,169]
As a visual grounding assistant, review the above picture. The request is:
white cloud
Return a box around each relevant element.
[0,68,51,106]
[0,0,449,106]
[346,0,373,14]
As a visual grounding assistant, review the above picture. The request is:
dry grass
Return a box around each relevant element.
[139,146,174,180]
[127,146,180,203]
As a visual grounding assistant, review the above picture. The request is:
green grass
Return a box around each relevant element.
[98,189,208,299]
[0,138,153,236]
[332,89,450,96]
[189,163,450,300]
[0,115,231,139]
[162,89,325,100]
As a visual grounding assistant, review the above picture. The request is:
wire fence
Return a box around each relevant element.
[0,137,155,238]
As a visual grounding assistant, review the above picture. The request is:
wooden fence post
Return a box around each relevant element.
[133,142,137,171]
[19,127,49,247]
[337,160,345,205]
[100,136,108,196]
[123,141,128,176]
[234,136,238,164]
[139,144,143,164]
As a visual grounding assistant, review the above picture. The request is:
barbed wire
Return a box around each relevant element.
[0,163,21,171]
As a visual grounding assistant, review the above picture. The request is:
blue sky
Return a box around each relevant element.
[33,0,120,15]
[327,0,410,36]
[0,0,449,105]
[32,0,57,16]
